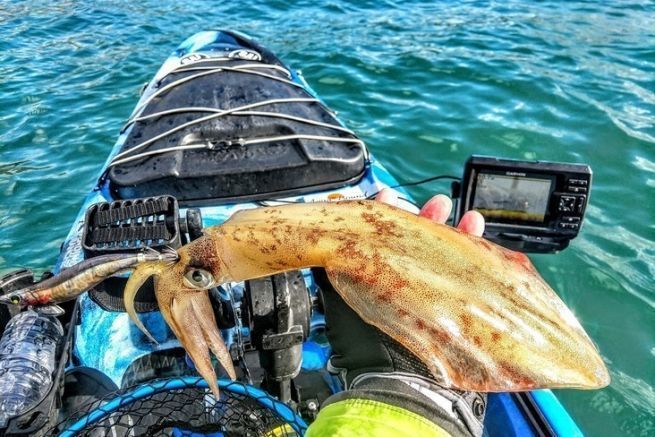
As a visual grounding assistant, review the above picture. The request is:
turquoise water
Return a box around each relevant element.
[1,1,653,435]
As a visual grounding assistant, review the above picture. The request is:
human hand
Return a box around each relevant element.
[317,188,487,385]
[375,188,485,236]
[315,189,487,436]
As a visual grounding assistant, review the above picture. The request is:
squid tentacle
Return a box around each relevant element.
[190,292,237,381]
[123,262,165,344]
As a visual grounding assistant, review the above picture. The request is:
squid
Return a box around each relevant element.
[124,200,609,397]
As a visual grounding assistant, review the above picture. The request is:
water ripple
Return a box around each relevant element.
[0,1,653,435]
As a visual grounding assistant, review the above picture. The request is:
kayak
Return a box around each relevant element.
[15,30,582,435]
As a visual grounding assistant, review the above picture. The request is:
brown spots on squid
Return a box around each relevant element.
[491,332,502,343]
[247,230,259,246]
[258,244,278,255]
[265,259,290,269]
[226,226,243,242]
[498,363,537,389]
[267,217,288,226]
[460,314,472,331]
[306,227,328,245]
[340,251,397,290]
[333,216,345,223]
[336,237,411,296]
[364,253,385,284]
[361,212,402,238]
[268,225,285,246]
[337,240,366,259]
[491,280,565,337]
[429,327,451,344]
[349,266,380,287]
[386,271,410,291]
[333,228,360,241]
[187,236,221,269]
[459,267,480,288]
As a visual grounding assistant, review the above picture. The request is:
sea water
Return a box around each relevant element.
[0,1,653,435]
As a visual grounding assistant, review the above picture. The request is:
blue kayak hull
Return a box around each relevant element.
[55,30,581,436]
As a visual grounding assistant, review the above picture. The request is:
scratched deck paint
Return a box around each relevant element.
[0,1,653,435]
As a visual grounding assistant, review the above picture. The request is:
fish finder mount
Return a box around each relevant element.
[453,155,592,253]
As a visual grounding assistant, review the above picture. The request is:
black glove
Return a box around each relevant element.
[314,268,486,437]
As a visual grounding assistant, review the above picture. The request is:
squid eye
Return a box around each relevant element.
[10,295,20,305]
[183,268,215,289]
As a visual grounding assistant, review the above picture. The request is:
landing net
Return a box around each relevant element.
[51,377,307,436]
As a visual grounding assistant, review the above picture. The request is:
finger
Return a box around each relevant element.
[375,188,398,206]
[457,210,485,237]
[419,194,452,224]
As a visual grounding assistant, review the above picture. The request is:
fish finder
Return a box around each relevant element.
[454,155,592,253]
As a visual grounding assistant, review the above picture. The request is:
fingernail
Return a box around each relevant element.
[419,194,452,223]
[375,188,398,206]
[458,210,485,237]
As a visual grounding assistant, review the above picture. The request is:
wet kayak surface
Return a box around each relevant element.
[0,1,653,435]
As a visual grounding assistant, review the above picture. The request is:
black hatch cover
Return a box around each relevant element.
[107,32,367,205]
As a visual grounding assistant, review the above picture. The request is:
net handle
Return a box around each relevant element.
[59,376,308,436]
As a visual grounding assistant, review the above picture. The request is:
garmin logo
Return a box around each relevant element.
[505,171,526,177]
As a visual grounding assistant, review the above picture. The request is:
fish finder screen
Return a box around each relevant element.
[472,173,552,224]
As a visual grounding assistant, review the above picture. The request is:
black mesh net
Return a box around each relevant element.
[50,378,306,436]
